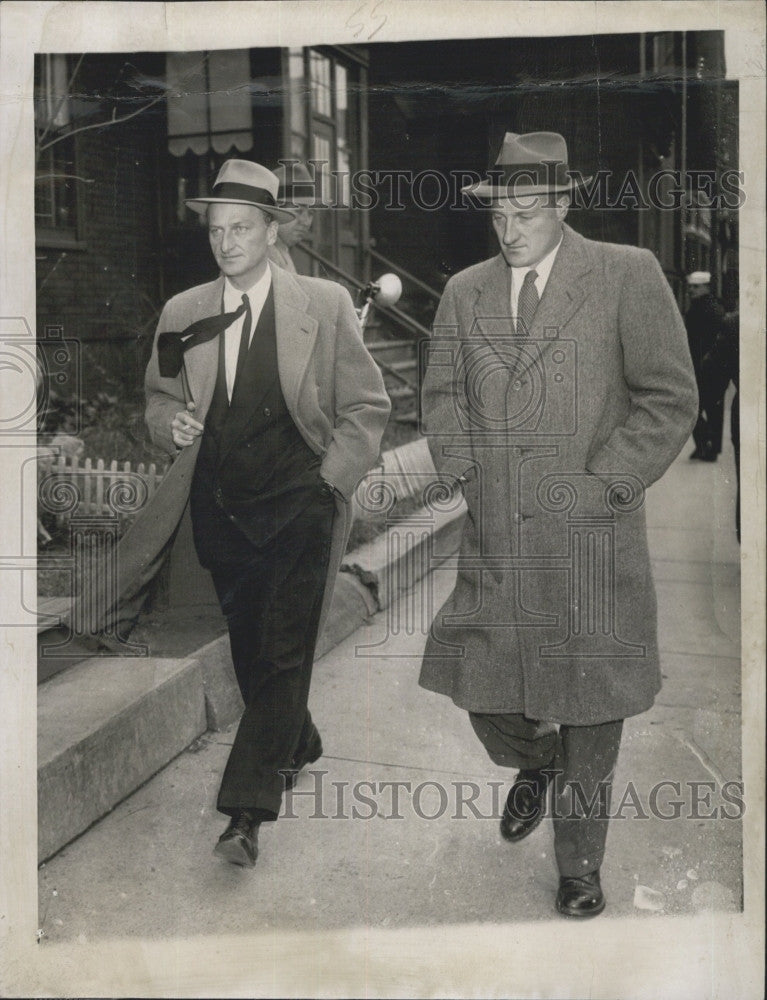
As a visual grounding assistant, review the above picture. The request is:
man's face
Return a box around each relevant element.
[207,203,278,289]
[277,205,314,248]
[688,284,708,300]
[491,195,568,268]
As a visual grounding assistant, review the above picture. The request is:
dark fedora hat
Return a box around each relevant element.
[186,159,296,222]
[462,131,590,200]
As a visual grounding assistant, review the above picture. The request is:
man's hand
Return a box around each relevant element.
[171,403,204,448]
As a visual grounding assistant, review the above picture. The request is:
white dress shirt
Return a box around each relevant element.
[222,267,272,400]
[509,233,563,322]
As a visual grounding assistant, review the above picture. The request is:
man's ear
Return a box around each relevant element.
[555,194,570,222]
[266,218,279,246]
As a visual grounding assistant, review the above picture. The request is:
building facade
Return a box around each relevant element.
[35,31,738,410]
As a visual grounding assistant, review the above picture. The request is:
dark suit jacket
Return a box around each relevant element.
[83,263,390,641]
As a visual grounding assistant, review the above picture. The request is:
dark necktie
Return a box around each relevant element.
[233,292,252,390]
[156,297,249,378]
[516,269,539,336]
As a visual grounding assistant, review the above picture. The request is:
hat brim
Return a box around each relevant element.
[277,195,317,207]
[185,197,296,223]
[462,176,592,200]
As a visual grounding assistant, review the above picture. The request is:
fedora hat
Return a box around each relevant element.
[463,131,590,200]
[273,161,318,206]
[185,159,296,221]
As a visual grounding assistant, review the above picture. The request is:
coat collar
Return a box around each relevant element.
[181,262,318,417]
[471,223,592,370]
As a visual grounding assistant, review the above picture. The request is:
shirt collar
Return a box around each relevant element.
[223,265,272,310]
[510,232,563,290]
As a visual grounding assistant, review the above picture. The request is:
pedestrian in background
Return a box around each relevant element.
[703,308,740,539]
[268,161,316,274]
[685,270,726,462]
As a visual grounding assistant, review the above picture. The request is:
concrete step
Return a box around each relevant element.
[38,655,207,862]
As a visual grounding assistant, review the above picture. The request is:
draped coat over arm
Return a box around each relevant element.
[94,262,390,640]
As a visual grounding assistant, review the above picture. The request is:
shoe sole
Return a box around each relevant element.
[213,837,257,868]
[555,897,606,918]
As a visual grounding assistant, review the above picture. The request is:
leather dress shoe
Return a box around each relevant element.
[556,870,605,918]
[213,811,259,868]
[500,768,551,843]
[282,726,324,791]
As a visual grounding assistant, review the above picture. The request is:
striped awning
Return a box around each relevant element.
[166,50,253,157]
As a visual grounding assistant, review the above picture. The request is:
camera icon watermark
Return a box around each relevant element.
[0,320,80,435]
[419,319,577,437]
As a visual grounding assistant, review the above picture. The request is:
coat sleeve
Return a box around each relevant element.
[420,278,476,483]
[319,285,391,500]
[144,300,185,458]
[586,248,699,488]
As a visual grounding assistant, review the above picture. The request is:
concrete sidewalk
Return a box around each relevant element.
[37,434,742,943]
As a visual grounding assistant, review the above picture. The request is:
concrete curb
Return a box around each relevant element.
[38,656,207,862]
[37,499,465,863]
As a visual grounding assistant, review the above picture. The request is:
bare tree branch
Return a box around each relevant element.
[38,92,165,154]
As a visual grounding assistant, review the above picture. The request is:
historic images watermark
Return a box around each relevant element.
[276,158,746,212]
[279,770,745,822]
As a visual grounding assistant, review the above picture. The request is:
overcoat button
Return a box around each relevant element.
[263,407,271,416]
[513,512,522,523]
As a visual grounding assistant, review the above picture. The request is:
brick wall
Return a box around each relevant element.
[36,112,163,401]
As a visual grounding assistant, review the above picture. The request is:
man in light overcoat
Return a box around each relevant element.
[419,132,698,917]
[142,159,390,867]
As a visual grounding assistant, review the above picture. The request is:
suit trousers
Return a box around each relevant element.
[469,711,623,877]
[204,488,335,820]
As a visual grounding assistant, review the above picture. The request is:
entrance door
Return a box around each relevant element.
[283,46,368,287]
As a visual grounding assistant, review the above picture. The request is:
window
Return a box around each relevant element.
[35,55,80,245]
[282,47,367,278]
[166,50,255,223]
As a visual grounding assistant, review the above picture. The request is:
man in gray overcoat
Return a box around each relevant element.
[144,159,390,868]
[419,132,698,917]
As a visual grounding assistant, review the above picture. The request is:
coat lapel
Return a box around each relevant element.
[271,261,319,417]
[471,255,514,352]
[529,223,591,342]
[181,276,226,417]
[469,225,592,375]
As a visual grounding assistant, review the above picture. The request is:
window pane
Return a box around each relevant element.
[288,48,306,140]
[310,51,332,117]
[34,55,77,233]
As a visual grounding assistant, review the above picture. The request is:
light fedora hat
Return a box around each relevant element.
[273,161,319,206]
[185,159,296,221]
[463,131,591,200]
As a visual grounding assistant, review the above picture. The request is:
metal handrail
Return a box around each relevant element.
[298,243,432,340]
[368,247,442,304]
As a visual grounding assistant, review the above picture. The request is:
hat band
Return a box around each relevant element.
[486,161,571,189]
[211,182,277,206]
[280,182,315,199]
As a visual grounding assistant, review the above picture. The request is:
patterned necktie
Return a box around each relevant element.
[516,269,539,336]
[233,293,252,389]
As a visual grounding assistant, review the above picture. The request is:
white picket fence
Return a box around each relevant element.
[39,438,436,526]
[40,452,168,525]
